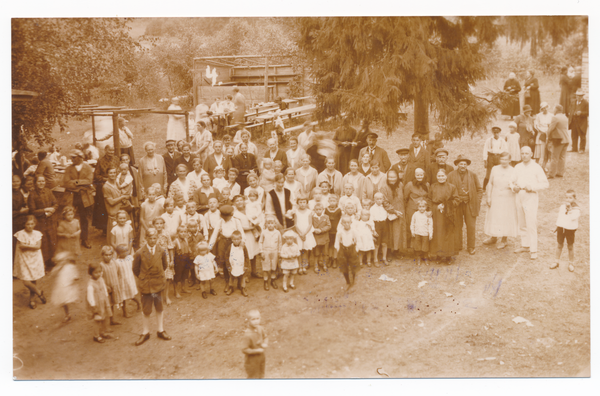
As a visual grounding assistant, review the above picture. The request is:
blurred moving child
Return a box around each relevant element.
[325,194,342,269]
[173,225,192,298]
[56,205,81,256]
[280,230,301,292]
[370,192,390,266]
[100,246,122,324]
[152,217,175,305]
[311,203,331,272]
[140,186,163,246]
[293,195,316,275]
[260,158,276,192]
[551,189,581,272]
[258,216,282,290]
[87,262,112,343]
[355,209,376,267]
[242,309,268,379]
[114,244,141,317]
[335,215,360,290]
[111,210,134,255]
[224,230,250,297]
[194,241,218,299]
[410,199,433,266]
[51,252,79,322]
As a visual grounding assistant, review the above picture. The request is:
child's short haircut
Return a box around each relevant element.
[344,183,354,190]
[411,134,421,140]
[174,193,184,202]
[25,215,37,226]
[566,189,576,198]
[231,230,242,238]
[370,160,381,168]
[247,309,260,319]
[374,192,384,200]
[151,183,162,195]
[262,158,273,167]
[116,209,128,219]
[146,186,156,196]
[314,202,324,210]
[345,202,356,211]
[265,215,277,223]
[177,224,187,233]
[164,197,175,209]
[274,160,283,167]
[328,194,339,202]
[208,197,219,204]
[62,205,75,218]
[417,199,429,209]
[116,244,129,255]
[153,217,165,225]
[188,218,198,226]
[196,241,209,251]
[88,262,102,276]
[229,167,239,177]
[101,245,114,255]
[296,194,309,203]
[312,187,323,196]
[361,209,370,216]
[186,201,197,209]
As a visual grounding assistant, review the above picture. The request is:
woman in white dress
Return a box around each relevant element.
[286,136,306,170]
[14,215,47,309]
[295,154,319,198]
[342,159,367,200]
[168,164,198,203]
[483,152,518,249]
[533,102,553,168]
[166,97,186,142]
[232,195,260,275]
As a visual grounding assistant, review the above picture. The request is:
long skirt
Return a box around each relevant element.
[92,182,108,231]
[502,94,520,117]
[430,209,458,257]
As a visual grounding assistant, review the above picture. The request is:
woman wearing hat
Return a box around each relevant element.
[516,105,535,151]
[502,72,521,119]
[533,102,553,166]
[523,70,540,115]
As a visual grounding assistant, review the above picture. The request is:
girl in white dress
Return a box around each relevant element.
[293,195,316,275]
[246,190,265,237]
[110,210,134,254]
[280,230,301,292]
[354,209,376,267]
[51,251,79,322]
[506,122,521,166]
[194,241,219,299]
[13,215,47,309]
[232,196,260,262]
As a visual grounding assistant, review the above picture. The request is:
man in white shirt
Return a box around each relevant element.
[511,146,549,260]
[482,125,508,191]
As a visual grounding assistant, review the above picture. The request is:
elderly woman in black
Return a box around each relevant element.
[502,72,521,120]
[28,175,59,267]
[523,70,540,115]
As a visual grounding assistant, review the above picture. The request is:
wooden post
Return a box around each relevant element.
[91,114,97,145]
[112,113,121,157]
[264,57,269,103]
[185,112,190,142]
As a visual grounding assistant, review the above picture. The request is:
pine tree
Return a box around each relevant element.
[299,17,504,139]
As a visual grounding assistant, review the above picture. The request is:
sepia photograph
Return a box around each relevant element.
[8,3,594,389]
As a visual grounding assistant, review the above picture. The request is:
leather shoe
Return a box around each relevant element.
[264,281,269,291]
[270,279,278,289]
[241,288,249,297]
[483,237,497,245]
[225,287,233,296]
[514,247,530,253]
[157,331,172,341]
[210,289,217,296]
[468,248,476,255]
[549,262,559,270]
[81,241,92,249]
[135,333,150,346]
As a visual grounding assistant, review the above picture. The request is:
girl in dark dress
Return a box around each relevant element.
[502,72,521,119]
[524,70,541,115]
[428,169,460,261]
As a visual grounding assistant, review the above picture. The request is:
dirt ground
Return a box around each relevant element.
[13,80,590,379]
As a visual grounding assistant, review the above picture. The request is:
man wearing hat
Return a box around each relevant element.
[447,155,482,255]
[427,148,454,184]
[404,134,430,184]
[62,149,95,249]
[358,132,391,173]
[162,139,181,190]
[391,148,410,182]
[569,88,588,153]
[482,125,508,191]
[516,105,535,151]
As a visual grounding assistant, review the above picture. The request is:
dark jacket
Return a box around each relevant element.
[447,170,482,217]
[203,153,232,179]
[569,98,589,132]
[162,151,181,186]
[263,149,288,172]
[132,244,169,294]
[63,162,95,208]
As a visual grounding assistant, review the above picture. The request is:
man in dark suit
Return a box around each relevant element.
[404,134,430,184]
[232,143,259,192]
[132,228,171,346]
[162,139,180,189]
[263,138,288,172]
[358,132,391,173]
[203,140,232,178]
[390,148,410,182]
[63,149,94,249]
[569,88,588,154]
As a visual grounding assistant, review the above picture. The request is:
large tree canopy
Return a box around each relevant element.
[12,18,139,146]
[298,17,504,138]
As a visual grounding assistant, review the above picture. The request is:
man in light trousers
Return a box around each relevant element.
[512,146,549,260]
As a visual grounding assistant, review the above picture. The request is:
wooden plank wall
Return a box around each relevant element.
[196,86,275,107]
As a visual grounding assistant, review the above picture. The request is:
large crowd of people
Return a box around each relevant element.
[12,85,586,377]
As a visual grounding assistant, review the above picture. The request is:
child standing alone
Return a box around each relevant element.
[335,215,361,290]
[411,199,433,266]
[280,230,301,292]
[87,262,113,343]
[293,195,316,275]
[55,206,81,256]
[242,309,268,379]
[550,189,581,272]
[258,216,282,290]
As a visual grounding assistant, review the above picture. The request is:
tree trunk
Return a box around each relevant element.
[414,94,430,140]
